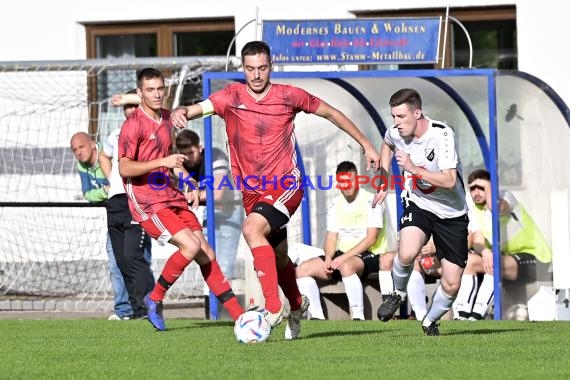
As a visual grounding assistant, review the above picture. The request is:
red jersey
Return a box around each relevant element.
[118,107,188,222]
[209,83,320,194]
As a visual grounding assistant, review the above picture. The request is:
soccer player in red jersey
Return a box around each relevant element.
[118,68,244,331]
[171,41,380,340]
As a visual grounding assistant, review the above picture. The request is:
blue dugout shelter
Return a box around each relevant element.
[199,69,570,320]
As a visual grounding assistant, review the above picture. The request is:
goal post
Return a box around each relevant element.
[0,58,239,312]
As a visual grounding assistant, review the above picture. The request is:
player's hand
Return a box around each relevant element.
[185,188,200,209]
[420,245,433,257]
[482,248,494,275]
[171,107,189,129]
[163,154,186,169]
[365,148,381,172]
[330,255,346,271]
[323,257,333,273]
[371,188,387,208]
[419,239,436,257]
[111,94,122,107]
[395,150,416,173]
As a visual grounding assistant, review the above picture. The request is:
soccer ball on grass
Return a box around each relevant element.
[234,310,272,343]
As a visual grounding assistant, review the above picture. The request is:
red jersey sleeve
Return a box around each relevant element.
[287,85,321,114]
[118,118,140,160]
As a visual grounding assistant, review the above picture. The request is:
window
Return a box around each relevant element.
[353,5,517,69]
[82,18,235,135]
[84,18,235,59]
[83,18,235,98]
[452,19,517,69]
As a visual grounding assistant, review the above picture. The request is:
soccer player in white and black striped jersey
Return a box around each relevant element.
[372,88,469,336]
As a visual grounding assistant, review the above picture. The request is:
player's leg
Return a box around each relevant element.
[392,202,432,296]
[106,202,135,319]
[338,253,371,320]
[471,253,494,320]
[274,231,303,311]
[453,252,481,320]
[241,186,304,326]
[139,207,202,330]
[105,232,132,319]
[192,228,244,321]
[123,223,156,319]
[241,211,283,324]
[407,260,427,321]
[422,213,468,335]
[273,234,309,338]
[377,224,427,321]
[502,254,522,281]
[472,253,536,320]
[378,251,395,301]
[295,256,334,320]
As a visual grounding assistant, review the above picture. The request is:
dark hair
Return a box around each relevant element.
[336,161,357,174]
[136,67,164,89]
[241,41,271,63]
[467,169,490,184]
[176,129,201,151]
[389,88,422,110]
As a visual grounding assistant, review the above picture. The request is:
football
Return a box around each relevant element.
[234,310,272,344]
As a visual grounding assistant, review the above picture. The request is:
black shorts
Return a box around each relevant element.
[400,201,469,268]
[320,250,379,281]
[508,253,550,284]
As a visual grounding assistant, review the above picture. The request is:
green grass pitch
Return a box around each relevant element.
[3,318,569,379]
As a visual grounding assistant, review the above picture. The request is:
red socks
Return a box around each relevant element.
[251,246,281,313]
[151,250,190,301]
[200,260,244,320]
[278,259,302,311]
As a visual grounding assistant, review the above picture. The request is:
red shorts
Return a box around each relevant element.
[140,206,201,246]
[242,185,304,217]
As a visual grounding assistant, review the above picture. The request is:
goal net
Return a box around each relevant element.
[0,58,240,312]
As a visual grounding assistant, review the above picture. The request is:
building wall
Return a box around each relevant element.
[1,1,569,104]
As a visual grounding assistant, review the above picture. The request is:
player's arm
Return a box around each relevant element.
[400,162,457,189]
[471,230,493,274]
[99,150,112,180]
[172,166,200,209]
[78,171,107,203]
[111,93,141,107]
[83,187,108,203]
[395,125,458,189]
[372,141,394,207]
[119,154,187,177]
[314,100,380,171]
[497,189,515,216]
[170,100,215,129]
[323,231,338,273]
[379,140,394,177]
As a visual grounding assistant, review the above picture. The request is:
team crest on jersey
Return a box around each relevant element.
[425,148,435,161]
